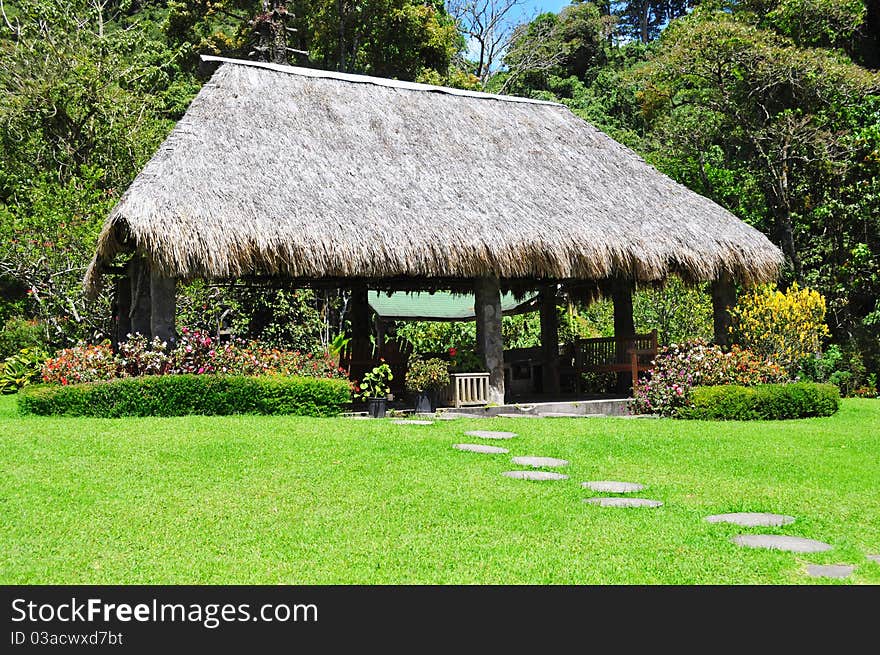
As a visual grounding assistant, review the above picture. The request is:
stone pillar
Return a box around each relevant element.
[150,270,177,346]
[129,255,152,338]
[112,273,132,351]
[611,278,635,394]
[474,276,505,405]
[539,285,560,395]
[712,275,737,348]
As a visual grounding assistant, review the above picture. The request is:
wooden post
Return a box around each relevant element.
[474,276,505,405]
[539,285,560,395]
[129,255,152,338]
[611,278,635,394]
[712,275,737,348]
[150,270,177,346]
[348,284,371,340]
[111,274,132,351]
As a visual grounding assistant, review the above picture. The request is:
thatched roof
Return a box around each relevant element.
[84,55,783,294]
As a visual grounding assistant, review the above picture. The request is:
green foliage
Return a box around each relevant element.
[680,382,840,420]
[502,3,611,95]
[447,347,485,373]
[355,362,393,400]
[166,0,461,81]
[329,333,351,360]
[0,317,47,360]
[405,354,450,392]
[0,1,196,348]
[576,278,714,345]
[394,320,476,354]
[797,343,871,397]
[0,348,49,395]
[17,374,350,417]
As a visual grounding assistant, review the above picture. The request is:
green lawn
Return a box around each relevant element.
[2,395,879,584]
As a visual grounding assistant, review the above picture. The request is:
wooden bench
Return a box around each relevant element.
[572,330,658,392]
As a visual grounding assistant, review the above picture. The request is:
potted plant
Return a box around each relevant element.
[406,354,451,413]
[356,362,393,418]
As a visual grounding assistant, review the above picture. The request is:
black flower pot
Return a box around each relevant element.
[367,397,386,418]
[414,391,435,414]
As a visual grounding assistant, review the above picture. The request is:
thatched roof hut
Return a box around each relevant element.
[86,55,784,404]
[84,55,782,294]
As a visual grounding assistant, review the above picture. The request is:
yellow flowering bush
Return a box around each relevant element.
[731,283,829,373]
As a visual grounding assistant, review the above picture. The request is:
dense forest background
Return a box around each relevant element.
[1,0,878,381]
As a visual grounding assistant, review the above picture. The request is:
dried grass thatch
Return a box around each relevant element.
[84,56,783,294]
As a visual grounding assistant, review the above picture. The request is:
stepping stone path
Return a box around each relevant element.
[502,470,568,481]
[539,412,585,418]
[496,413,541,419]
[868,554,880,564]
[392,419,434,425]
[584,497,663,508]
[732,535,832,553]
[582,481,644,493]
[806,564,854,579]
[453,444,509,454]
[464,430,517,440]
[511,456,569,468]
[705,512,795,527]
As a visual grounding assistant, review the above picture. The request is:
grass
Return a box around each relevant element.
[1,395,879,584]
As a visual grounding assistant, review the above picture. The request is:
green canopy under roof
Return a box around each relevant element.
[368,291,537,321]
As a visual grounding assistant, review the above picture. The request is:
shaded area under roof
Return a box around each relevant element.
[368,291,537,321]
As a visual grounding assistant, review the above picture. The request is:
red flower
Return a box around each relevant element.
[448,348,457,357]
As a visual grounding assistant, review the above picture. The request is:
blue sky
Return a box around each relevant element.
[516,0,571,19]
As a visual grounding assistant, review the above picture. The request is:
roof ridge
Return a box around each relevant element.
[200,55,565,108]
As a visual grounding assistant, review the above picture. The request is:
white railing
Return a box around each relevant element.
[439,372,490,408]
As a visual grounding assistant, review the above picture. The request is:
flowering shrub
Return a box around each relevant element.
[631,340,788,417]
[731,283,829,373]
[42,343,119,385]
[41,328,349,385]
[118,334,173,376]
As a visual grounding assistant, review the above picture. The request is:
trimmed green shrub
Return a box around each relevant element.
[679,383,840,420]
[17,374,351,418]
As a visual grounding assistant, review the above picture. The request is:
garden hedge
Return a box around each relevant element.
[679,382,840,420]
[17,374,351,418]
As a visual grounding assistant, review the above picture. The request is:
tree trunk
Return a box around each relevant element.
[539,286,560,395]
[711,275,736,348]
[775,206,802,280]
[611,278,635,394]
[129,255,152,338]
[150,271,177,346]
[474,276,505,405]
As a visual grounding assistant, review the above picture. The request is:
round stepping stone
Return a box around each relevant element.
[584,497,663,508]
[453,443,509,454]
[732,535,832,553]
[705,512,795,527]
[806,564,853,579]
[464,430,517,440]
[867,554,880,564]
[392,419,434,425]
[511,456,569,468]
[582,481,644,494]
[502,470,568,481]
